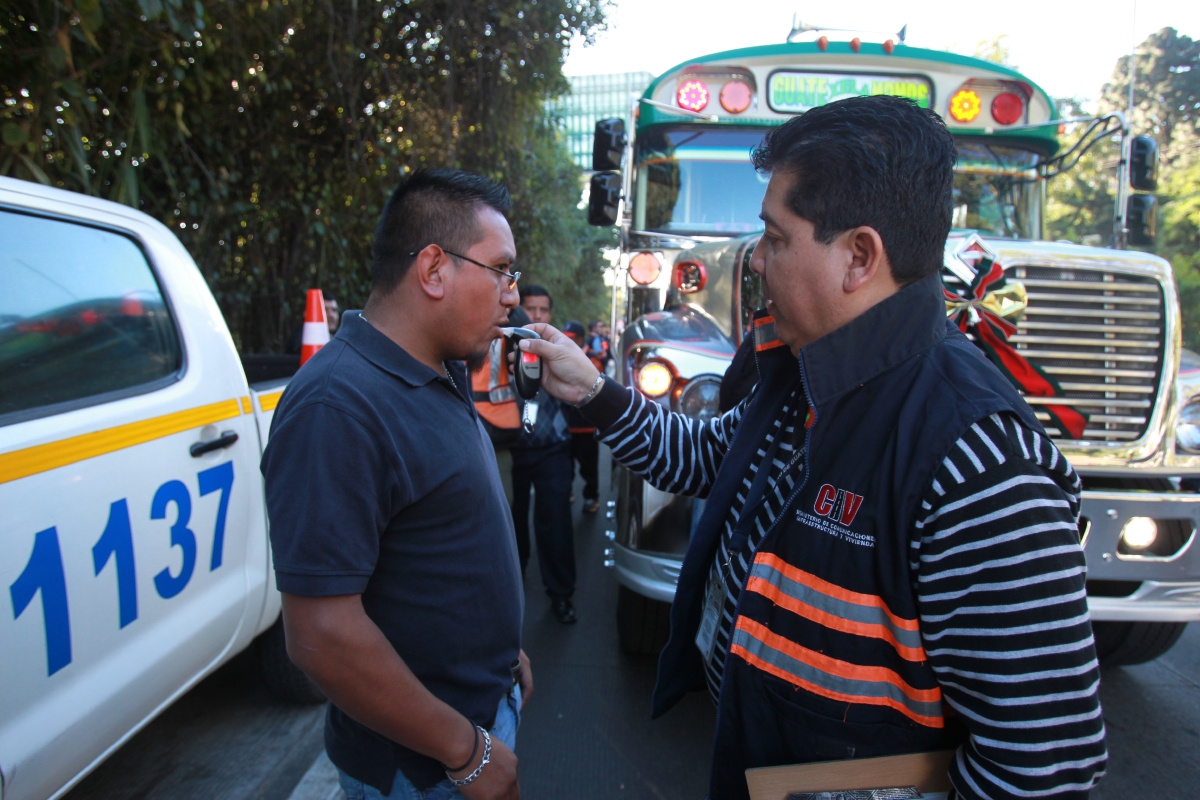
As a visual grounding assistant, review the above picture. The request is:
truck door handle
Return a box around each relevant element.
[190,431,239,458]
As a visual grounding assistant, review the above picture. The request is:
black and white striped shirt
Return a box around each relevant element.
[597,386,1106,800]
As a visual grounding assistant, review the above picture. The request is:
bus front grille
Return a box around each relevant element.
[1008,266,1164,443]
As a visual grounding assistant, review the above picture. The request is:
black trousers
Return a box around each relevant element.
[511,445,576,598]
[570,432,599,501]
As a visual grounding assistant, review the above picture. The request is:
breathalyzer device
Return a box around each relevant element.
[501,327,542,432]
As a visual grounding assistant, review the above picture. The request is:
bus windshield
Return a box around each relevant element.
[634,128,768,235]
[952,143,1041,240]
[635,127,1043,240]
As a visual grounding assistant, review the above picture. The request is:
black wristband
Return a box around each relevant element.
[444,724,480,774]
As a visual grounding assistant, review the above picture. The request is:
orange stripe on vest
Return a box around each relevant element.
[754,552,919,632]
[744,576,927,662]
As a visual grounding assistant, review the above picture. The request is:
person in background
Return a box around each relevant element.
[263,168,530,800]
[562,320,600,514]
[285,295,340,354]
[511,285,578,623]
[471,305,531,505]
[585,321,610,371]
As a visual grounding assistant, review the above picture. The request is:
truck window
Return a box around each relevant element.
[952,143,1041,239]
[635,128,769,235]
[0,209,183,423]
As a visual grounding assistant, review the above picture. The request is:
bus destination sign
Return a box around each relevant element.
[768,71,932,113]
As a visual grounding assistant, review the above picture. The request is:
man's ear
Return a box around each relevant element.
[413,244,447,300]
[842,226,892,294]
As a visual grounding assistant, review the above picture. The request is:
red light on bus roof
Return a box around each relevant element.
[677,80,710,112]
[817,36,828,51]
[850,37,861,52]
[719,81,752,114]
[991,92,1024,126]
[882,39,895,54]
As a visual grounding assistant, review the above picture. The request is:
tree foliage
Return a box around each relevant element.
[1,0,608,351]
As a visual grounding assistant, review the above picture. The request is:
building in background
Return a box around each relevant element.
[551,72,654,170]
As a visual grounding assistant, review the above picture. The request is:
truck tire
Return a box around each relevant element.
[256,618,327,704]
[1092,621,1187,666]
[617,585,672,655]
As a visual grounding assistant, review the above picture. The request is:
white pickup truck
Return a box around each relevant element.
[0,176,319,800]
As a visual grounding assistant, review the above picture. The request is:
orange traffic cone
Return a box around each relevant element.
[299,289,330,366]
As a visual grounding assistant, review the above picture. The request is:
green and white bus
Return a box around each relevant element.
[587,30,1200,667]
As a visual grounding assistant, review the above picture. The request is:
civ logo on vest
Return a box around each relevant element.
[796,484,875,547]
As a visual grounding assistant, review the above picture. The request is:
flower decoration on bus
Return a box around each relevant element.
[943,234,1088,439]
[677,80,710,112]
[948,88,982,123]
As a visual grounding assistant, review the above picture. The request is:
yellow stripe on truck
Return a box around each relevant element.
[0,399,242,485]
[257,391,284,412]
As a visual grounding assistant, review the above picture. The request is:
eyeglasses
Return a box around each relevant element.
[409,247,521,291]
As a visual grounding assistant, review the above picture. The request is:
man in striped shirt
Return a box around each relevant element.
[518,96,1105,799]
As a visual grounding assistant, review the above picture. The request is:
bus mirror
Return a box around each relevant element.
[1130,136,1158,192]
[588,172,621,227]
[593,118,627,172]
[1127,194,1157,247]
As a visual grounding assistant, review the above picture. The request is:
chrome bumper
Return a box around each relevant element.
[613,544,681,604]
[1082,491,1200,621]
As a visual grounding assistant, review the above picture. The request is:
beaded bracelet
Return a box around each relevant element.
[446,727,491,787]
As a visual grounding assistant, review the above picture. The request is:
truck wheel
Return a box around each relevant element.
[1092,621,1187,666]
[256,618,327,704]
[617,585,672,655]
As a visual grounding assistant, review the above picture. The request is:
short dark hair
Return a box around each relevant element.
[751,96,956,285]
[372,168,512,293]
[519,284,552,309]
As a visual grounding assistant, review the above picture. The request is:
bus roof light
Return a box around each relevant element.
[677,80,710,112]
[991,91,1024,125]
[673,260,708,293]
[817,36,828,51]
[850,37,861,52]
[949,88,982,123]
[883,39,895,54]
[719,81,753,114]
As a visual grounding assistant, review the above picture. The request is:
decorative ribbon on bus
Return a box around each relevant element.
[768,71,931,114]
[943,238,1090,440]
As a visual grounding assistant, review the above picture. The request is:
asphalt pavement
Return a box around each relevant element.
[64,445,1200,800]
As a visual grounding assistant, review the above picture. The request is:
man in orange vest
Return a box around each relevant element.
[471,305,529,502]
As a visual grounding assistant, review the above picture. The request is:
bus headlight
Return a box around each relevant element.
[1121,516,1158,550]
[636,362,673,398]
[1177,400,1200,453]
[679,376,722,423]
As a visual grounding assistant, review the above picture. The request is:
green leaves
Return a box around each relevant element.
[1,0,607,352]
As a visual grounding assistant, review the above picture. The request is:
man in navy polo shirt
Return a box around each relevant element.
[262,169,530,800]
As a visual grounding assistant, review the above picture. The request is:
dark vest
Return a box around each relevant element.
[651,273,1046,800]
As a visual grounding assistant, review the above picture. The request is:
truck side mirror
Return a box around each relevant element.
[588,172,621,226]
[1130,135,1158,192]
[592,118,627,172]
[1127,194,1157,246]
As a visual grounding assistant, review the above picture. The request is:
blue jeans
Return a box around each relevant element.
[337,685,522,800]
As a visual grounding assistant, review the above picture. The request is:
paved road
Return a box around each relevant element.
[65,446,1200,799]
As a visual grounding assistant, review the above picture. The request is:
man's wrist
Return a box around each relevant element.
[442,717,480,773]
[574,373,605,407]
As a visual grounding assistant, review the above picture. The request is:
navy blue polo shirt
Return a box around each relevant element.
[261,313,523,793]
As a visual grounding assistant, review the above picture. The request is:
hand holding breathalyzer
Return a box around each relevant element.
[508,323,602,406]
